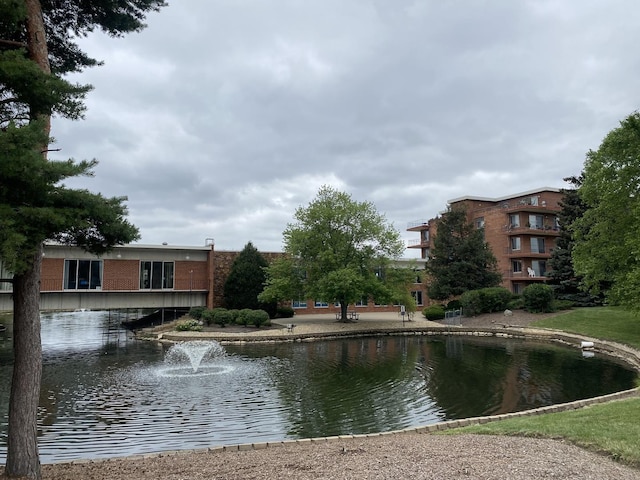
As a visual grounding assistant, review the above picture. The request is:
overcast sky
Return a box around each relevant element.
[53,1,640,257]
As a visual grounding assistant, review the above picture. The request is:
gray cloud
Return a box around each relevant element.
[51,0,640,255]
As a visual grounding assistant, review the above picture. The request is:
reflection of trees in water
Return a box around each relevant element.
[424,338,637,419]
[267,337,423,439]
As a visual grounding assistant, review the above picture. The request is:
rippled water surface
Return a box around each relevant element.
[0,311,636,463]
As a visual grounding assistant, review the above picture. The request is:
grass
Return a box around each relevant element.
[533,306,640,350]
[442,397,640,466]
[440,306,640,467]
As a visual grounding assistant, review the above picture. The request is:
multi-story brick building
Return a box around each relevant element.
[408,187,564,294]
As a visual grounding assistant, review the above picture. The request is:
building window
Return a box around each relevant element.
[292,298,307,308]
[531,260,547,277]
[509,214,520,228]
[528,214,543,229]
[421,231,430,242]
[512,260,522,273]
[356,297,368,307]
[510,237,521,251]
[0,260,12,291]
[530,237,545,254]
[513,283,523,294]
[64,260,102,290]
[529,196,539,206]
[140,261,174,289]
[474,217,485,229]
[314,300,328,308]
[411,290,424,306]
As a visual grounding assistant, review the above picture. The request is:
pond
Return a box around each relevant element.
[0,310,636,463]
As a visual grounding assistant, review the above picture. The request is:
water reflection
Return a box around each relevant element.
[0,311,636,463]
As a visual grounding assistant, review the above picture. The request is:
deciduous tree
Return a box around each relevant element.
[426,207,501,301]
[259,186,408,321]
[572,112,640,309]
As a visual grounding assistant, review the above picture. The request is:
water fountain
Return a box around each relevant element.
[162,340,227,375]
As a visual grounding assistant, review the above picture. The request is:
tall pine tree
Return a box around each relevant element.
[426,207,502,301]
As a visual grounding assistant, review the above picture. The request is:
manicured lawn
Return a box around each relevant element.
[533,306,640,350]
[442,397,640,466]
[442,306,640,467]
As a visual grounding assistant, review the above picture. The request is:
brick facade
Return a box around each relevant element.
[408,188,564,295]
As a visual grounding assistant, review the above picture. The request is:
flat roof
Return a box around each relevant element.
[448,186,563,204]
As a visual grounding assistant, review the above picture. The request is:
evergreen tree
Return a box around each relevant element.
[426,207,501,301]
[223,242,275,314]
[547,176,602,306]
[1,2,165,477]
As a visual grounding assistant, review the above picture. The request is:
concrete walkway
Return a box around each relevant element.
[152,311,443,343]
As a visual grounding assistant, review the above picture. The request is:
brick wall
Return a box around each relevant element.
[103,259,139,290]
[41,258,63,291]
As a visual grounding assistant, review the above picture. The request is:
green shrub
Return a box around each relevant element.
[247,309,270,327]
[461,287,512,316]
[507,296,524,310]
[276,306,295,318]
[553,299,574,311]
[201,309,216,326]
[460,290,482,316]
[212,308,233,327]
[189,306,206,320]
[422,304,445,320]
[523,284,555,313]
[446,299,463,310]
[175,319,202,332]
[236,309,254,326]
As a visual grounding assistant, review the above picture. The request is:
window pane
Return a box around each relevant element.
[140,261,151,289]
[77,260,91,289]
[90,260,102,289]
[64,260,77,289]
[151,261,163,289]
[163,262,174,289]
[509,214,520,228]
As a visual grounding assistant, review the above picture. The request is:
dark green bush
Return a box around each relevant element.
[461,287,512,316]
[446,299,463,310]
[523,284,555,313]
[276,306,295,318]
[507,296,524,310]
[189,306,206,320]
[175,319,202,332]
[460,290,482,316]
[212,308,233,327]
[553,299,574,311]
[201,309,215,326]
[247,309,270,327]
[236,309,254,326]
[422,304,445,320]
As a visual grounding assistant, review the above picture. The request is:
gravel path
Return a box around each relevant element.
[3,310,639,479]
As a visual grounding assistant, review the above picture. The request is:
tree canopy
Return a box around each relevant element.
[426,206,502,300]
[572,112,640,309]
[223,242,275,314]
[259,186,410,320]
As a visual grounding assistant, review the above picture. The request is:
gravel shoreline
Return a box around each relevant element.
[3,310,639,479]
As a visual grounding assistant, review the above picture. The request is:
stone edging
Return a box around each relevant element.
[64,326,640,465]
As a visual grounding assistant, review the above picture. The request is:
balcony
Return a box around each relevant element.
[503,224,560,236]
[407,219,430,232]
[501,198,559,214]
[505,247,552,258]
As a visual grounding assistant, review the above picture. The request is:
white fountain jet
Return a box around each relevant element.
[165,340,226,373]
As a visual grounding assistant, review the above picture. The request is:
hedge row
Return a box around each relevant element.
[188,306,271,328]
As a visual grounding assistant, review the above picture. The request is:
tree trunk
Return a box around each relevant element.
[340,301,348,323]
[5,246,43,479]
[5,2,49,477]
